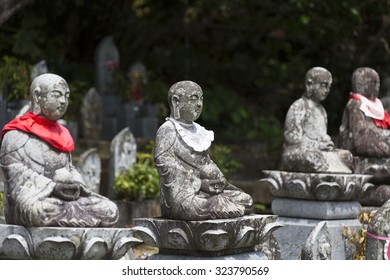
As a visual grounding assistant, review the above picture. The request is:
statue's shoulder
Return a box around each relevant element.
[1,130,30,155]
[155,120,177,158]
[286,97,309,120]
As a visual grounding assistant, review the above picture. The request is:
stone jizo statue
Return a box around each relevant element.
[154,81,253,220]
[339,67,390,157]
[339,67,390,205]
[280,67,352,173]
[0,73,119,227]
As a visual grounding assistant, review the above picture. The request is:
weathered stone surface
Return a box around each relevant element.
[108,127,137,199]
[339,68,390,157]
[94,36,119,97]
[0,73,119,227]
[366,199,390,260]
[339,68,390,206]
[274,217,360,260]
[81,88,102,141]
[272,198,361,220]
[77,148,101,194]
[301,221,332,260]
[0,224,141,260]
[261,170,373,201]
[280,67,352,173]
[30,60,48,80]
[155,81,252,220]
[133,215,281,259]
[147,251,268,260]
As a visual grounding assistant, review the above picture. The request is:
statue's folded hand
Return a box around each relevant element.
[53,182,81,201]
[201,178,225,195]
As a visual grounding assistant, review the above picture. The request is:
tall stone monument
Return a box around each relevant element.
[94,36,121,140]
[107,127,137,199]
[80,87,102,141]
[261,67,374,259]
[77,148,101,194]
[134,81,281,259]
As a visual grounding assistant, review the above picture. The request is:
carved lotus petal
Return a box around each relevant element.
[2,234,31,259]
[82,237,108,260]
[112,236,142,260]
[260,178,280,194]
[261,170,373,200]
[132,226,158,247]
[343,181,356,198]
[234,226,256,248]
[362,182,375,192]
[34,236,77,260]
[315,182,341,200]
[285,179,309,197]
[167,228,190,248]
[199,229,230,251]
[258,221,283,243]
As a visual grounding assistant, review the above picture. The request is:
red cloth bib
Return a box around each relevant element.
[1,112,74,152]
[350,93,390,129]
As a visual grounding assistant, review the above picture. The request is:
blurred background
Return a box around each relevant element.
[1,0,390,170]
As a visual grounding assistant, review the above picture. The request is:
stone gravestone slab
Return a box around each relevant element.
[108,127,137,199]
[94,36,120,140]
[100,95,120,140]
[94,36,119,97]
[30,60,48,80]
[81,88,102,141]
[77,148,101,194]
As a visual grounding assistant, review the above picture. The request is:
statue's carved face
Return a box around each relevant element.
[305,69,332,102]
[352,68,380,99]
[39,79,70,122]
[174,85,203,123]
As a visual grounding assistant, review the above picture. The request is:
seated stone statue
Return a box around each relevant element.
[154,81,253,220]
[0,73,119,227]
[339,67,390,158]
[280,67,352,173]
[339,67,390,205]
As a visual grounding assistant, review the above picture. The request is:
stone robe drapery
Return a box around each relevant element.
[154,119,252,220]
[281,97,351,173]
[0,130,118,227]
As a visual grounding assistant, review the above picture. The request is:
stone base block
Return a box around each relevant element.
[273,217,361,260]
[272,198,361,220]
[148,251,268,260]
[0,224,142,260]
[133,214,281,259]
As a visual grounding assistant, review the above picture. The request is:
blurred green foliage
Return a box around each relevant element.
[209,144,242,178]
[114,142,159,201]
[1,0,390,140]
[0,56,31,101]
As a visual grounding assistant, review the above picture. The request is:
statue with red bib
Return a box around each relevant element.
[339,67,390,205]
[0,73,119,227]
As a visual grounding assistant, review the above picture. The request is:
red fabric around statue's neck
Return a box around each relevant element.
[350,93,390,129]
[1,112,74,152]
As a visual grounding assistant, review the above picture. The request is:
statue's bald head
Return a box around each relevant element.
[351,67,380,99]
[30,73,70,121]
